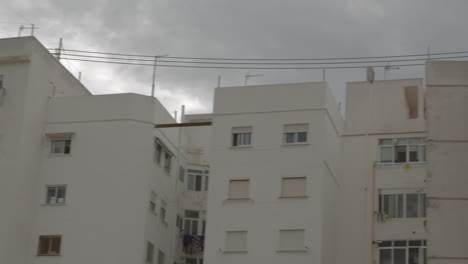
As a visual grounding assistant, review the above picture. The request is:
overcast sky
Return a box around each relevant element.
[1,0,468,115]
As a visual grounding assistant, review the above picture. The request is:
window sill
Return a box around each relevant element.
[41,203,66,206]
[222,198,254,205]
[377,162,426,168]
[279,196,308,199]
[281,143,310,147]
[48,153,71,157]
[230,145,253,149]
[222,250,248,254]
[276,249,308,253]
[37,254,61,256]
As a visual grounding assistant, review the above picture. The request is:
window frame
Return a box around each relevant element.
[160,200,167,224]
[50,139,72,155]
[378,240,427,264]
[225,230,248,252]
[378,192,426,219]
[149,191,157,214]
[37,235,62,256]
[378,138,426,165]
[228,179,250,200]
[283,124,309,145]
[280,177,307,198]
[45,185,67,205]
[184,210,200,235]
[187,170,209,192]
[231,127,253,147]
[146,241,155,263]
[278,229,306,252]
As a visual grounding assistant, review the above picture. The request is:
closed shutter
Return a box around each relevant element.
[279,230,305,250]
[281,177,306,197]
[229,180,249,199]
[284,124,308,133]
[226,231,247,251]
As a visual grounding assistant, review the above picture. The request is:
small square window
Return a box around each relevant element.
[283,124,308,144]
[225,231,247,252]
[46,186,66,204]
[37,235,61,256]
[232,127,252,147]
[279,230,305,251]
[51,140,71,154]
[228,179,250,199]
[281,177,306,198]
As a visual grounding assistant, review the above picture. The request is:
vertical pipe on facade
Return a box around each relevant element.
[171,105,185,263]
[371,161,377,264]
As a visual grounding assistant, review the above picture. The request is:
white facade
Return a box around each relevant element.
[0,37,209,264]
[1,36,467,264]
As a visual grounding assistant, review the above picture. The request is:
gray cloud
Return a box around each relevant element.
[2,0,468,114]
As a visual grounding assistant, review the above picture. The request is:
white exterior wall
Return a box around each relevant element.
[0,37,90,264]
[204,82,342,264]
[426,61,468,264]
[338,79,428,264]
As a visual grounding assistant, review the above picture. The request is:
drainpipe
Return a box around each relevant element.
[371,161,377,264]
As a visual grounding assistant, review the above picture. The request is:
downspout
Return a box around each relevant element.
[371,161,377,264]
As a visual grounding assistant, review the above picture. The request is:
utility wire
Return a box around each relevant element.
[50,47,468,61]
[59,57,425,70]
[58,53,468,65]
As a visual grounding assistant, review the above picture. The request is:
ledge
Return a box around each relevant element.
[222,250,248,254]
[41,203,66,207]
[229,145,253,149]
[281,143,310,147]
[279,196,308,199]
[276,249,308,253]
[222,198,254,205]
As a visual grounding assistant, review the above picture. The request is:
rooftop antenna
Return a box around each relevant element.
[151,54,169,98]
[427,45,431,60]
[217,75,221,88]
[322,69,326,82]
[383,63,400,80]
[18,24,38,37]
[78,72,82,81]
[244,73,264,86]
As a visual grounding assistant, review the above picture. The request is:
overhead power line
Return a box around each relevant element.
[50,48,468,61]
[58,57,426,70]
[58,53,468,65]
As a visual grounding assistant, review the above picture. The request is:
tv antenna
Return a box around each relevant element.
[383,63,400,80]
[18,24,38,37]
[244,73,264,86]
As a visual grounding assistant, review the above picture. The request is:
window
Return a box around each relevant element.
[157,250,165,264]
[146,241,154,263]
[164,152,172,173]
[37,235,61,256]
[279,230,305,251]
[179,166,185,182]
[184,210,200,235]
[378,240,426,264]
[51,139,71,154]
[283,124,308,144]
[160,200,167,223]
[228,179,250,199]
[155,143,163,164]
[225,231,247,252]
[0,74,3,88]
[379,138,426,164]
[281,177,306,198]
[379,193,426,218]
[232,127,252,147]
[187,169,209,192]
[46,186,66,204]
[150,191,157,214]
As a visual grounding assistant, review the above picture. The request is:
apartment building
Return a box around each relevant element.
[0,37,208,264]
[1,36,466,264]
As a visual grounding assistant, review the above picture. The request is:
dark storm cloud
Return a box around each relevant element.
[2,0,468,114]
